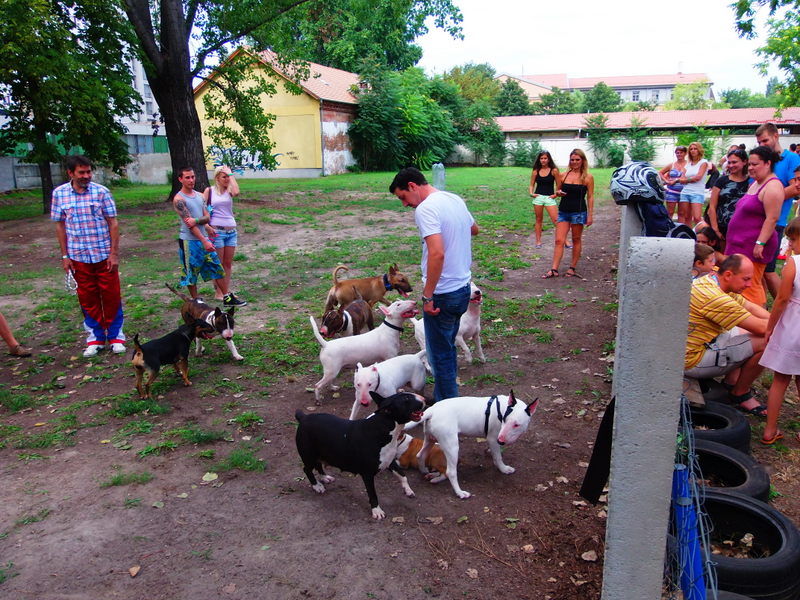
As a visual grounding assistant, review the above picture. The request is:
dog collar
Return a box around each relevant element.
[382,320,403,332]
[383,273,392,291]
[484,395,513,437]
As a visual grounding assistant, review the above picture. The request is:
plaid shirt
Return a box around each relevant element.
[51,181,117,264]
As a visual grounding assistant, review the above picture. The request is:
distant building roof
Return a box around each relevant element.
[515,72,710,91]
[496,107,800,133]
[194,48,360,105]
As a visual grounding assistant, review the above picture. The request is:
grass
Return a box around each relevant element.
[211,447,265,472]
[15,508,51,527]
[230,411,264,428]
[100,469,154,487]
[164,425,229,445]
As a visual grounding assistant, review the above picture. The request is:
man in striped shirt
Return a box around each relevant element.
[685,254,770,415]
[52,155,125,358]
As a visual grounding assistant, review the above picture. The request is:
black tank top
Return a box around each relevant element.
[534,171,555,196]
[559,182,588,213]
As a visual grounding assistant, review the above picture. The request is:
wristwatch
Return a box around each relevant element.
[421,295,433,304]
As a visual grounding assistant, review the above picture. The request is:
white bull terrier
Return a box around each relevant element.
[412,281,485,364]
[350,351,428,420]
[309,299,419,401]
[405,391,538,498]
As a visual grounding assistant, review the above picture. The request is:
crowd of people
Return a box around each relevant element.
[676,124,800,445]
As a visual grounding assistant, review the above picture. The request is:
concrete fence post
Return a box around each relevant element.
[600,236,693,600]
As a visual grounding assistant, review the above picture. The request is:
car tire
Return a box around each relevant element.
[703,490,800,600]
[690,401,751,454]
[693,440,770,502]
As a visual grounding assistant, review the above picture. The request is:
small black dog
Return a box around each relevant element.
[131,318,215,399]
[295,391,425,519]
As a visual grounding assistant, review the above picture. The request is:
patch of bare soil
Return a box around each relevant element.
[0,194,796,600]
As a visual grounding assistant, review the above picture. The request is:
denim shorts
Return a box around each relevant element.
[765,224,785,273]
[213,228,238,248]
[665,189,681,204]
[557,210,587,225]
[680,192,705,205]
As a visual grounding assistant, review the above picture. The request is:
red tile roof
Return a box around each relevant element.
[496,107,800,133]
[517,73,710,90]
[194,48,359,105]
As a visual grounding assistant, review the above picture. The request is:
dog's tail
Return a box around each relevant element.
[309,315,327,348]
[165,282,190,302]
[414,349,427,361]
[332,264,348,284]
[131,334,144,361]
[352,285,363,300]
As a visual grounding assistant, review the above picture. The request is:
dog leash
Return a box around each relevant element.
[483,395,513,437]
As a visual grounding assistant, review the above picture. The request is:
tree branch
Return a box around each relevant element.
[123,0,163,73]
[190,0,312,77]
[184,0,200,42]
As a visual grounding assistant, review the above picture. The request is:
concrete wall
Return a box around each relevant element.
[321,104,356,175]
[124,153,172,185]
[0,158,67,192]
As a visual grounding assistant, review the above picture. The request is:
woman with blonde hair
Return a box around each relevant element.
[542,149,594,279]
[678,142,710,228]
[204,166,247,307]
[529,151,561,248]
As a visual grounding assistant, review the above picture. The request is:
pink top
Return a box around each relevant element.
[208,188,236,228]
[724,177,779,264]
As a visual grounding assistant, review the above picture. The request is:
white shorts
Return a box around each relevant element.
[684,331,754,378]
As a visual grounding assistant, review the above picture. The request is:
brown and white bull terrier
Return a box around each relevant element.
[319,288,374,338]
[165,283,243,361]
[323,264,413,311]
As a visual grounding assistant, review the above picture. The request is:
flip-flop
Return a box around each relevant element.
[542,269,559,279]
[737,402,768,418]
[760,431,784,445]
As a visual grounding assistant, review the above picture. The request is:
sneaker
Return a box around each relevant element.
[223,293,247,307]
[110,343,126,354]
[83,345,102,357]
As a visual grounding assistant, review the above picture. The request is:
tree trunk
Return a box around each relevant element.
[38,160,54,215]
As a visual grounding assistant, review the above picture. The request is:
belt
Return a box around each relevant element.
[214,226,237,231]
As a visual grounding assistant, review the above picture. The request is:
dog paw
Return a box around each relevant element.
[498,465,515,475]
[312,483,326,494]
[456,490,472,499]
[372,506,386,520]
[319,475,335,484]
[427,474,447,484]
[233,354,244,361]
[478,356,487,363]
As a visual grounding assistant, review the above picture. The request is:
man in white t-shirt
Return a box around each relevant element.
[390,167,479,403]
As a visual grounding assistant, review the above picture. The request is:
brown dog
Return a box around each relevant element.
[324,264,412,311]
[319,288,375,338]
[131,319,215,399]
[396,434,448,483]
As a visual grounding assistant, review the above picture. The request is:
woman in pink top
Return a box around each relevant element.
[204,166,246,307]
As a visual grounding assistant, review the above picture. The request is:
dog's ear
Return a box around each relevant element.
[389,263,397,274]
[379,305,390,316]
[508,389,517,406]
[214,307,222,317]
[369,390,386,405]
[356,362,363,370]
[525,397,540,416]
[227,306,235,316]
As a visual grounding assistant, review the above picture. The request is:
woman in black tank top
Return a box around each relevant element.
[529,151,560,248]
[542,149,594,279]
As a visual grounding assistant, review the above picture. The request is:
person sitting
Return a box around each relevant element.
[695,226,726,265]
[692,243,716,278]
[684,254,770,416]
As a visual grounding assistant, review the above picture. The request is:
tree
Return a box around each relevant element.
[624,116,656,162]
[462,100,505,166]
[0,0,140,212]
[273,0,462,72]
[531,87,583,115]
[494,79,531,116]
[584,114,624,167]
[733,1,800,107]
[121,0,462,195]
[720,87,778,108]
[584,82,622,113]
[349,67,456,171]
[443,63,500,104]
[664,81,715,110]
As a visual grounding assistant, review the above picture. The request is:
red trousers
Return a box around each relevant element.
[72,260,125,345]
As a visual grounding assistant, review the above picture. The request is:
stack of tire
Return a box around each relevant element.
[688,400,800,600]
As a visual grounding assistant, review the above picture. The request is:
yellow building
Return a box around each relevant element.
[194,48,359,177]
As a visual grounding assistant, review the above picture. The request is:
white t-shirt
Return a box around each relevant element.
[414,190,475,294]
[682,160,709,195]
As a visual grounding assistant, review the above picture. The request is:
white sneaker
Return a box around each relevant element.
[110,343,126,354]
[83,345,101,357]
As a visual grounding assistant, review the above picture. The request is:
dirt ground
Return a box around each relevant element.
[0,192,797,600]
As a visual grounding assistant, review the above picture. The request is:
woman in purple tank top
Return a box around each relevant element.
[204,166,247,307]
[724,146,784,306]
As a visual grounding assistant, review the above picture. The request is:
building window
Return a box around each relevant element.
[653,90,659,102]
[144,84,152,99]
[632,90,640,102]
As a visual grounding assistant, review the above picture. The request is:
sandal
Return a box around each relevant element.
[8,344,32,357]
[564,267,582,278]
[736,402,768,417]
[542,269,559,279]
[760,431,784,445]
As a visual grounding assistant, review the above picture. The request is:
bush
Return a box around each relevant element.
[607,143,625,167]
[508,140,543,168]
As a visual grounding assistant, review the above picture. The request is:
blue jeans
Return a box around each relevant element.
[424,284,471,403]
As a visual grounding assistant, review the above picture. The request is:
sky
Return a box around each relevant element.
[415,0,781,96]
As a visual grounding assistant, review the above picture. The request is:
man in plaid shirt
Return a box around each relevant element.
[52,155,125,358]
